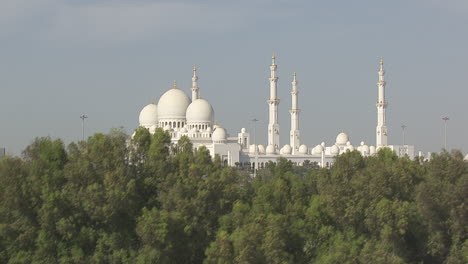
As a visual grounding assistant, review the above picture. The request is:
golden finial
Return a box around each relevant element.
[379,57,384,65]
[173,80,177,89]
[272,52,276,60]
[193,65,197,72]
[293,72,296,77]
[150,98,155,104]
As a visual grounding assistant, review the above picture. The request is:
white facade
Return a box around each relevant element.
[135,57,416,169]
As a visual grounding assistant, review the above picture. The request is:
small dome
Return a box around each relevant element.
[241,128,247,133]
[212,126,227,142]
[369,146,376,155]
[346,141,352,146]
[206,126,212,132]
[139,103,158,127]
[347,145,355,151]
[313,144,324,155]
[258,145,266,154]
[266,145,276,154]
[361,144,370,154]
[360,141,365,146]
[336,132,349,145]
[157,87,191,119]
[186,98,214,123]
[281,144,292,154]
[299,144,308,154]
[331,145,340,155]
[249,144,256,153]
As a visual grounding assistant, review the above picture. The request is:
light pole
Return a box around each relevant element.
[251,118,259,177]
[401,125,406,145]
[80,115,88,141]
[442,116,449,150]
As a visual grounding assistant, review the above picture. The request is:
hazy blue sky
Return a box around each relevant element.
[1,0,467,155]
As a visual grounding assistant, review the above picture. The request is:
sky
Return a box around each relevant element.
[0,0,467,156]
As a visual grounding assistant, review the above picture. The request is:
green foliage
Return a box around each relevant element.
[0,132,466,264]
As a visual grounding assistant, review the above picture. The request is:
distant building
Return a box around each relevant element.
[135,57,416,169]
[0,147,5,159]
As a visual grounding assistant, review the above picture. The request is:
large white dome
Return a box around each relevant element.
[139,103,158,127]
[186,99,214,123]
[336,132,349,145]
[157,87,191,119]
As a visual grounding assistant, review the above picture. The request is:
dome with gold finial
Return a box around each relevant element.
[157,80,191,119]
[186,98,214,124]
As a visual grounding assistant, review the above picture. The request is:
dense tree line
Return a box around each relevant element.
[0,127,466,264]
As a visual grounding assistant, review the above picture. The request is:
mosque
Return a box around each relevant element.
[136,56,415,168]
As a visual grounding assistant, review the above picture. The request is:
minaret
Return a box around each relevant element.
[376,57,388,147]
[290,72,300,154]
[267,54,280,150]
[191,65,199,102]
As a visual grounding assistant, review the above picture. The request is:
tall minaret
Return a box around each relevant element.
[376,57,388,147]
[290,72,300,154]
[267,54,280,150]
[191,65,199,102]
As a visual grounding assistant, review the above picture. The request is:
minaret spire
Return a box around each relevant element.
[376,57,388,147]
[267,54,280,151]
[290,72,300,154]
[191,65,199,101]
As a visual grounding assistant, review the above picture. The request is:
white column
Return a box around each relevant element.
[290,72,300,154]
[191,65,199,102]
[376,57,388,147]
[267,55,280,150]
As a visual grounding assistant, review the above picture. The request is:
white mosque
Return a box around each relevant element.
[136,56,415,168]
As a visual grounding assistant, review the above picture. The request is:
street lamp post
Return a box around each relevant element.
[80,115,88,141]
[442,117,449,150]
[401,125,406,145]
[251,118,259,177]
